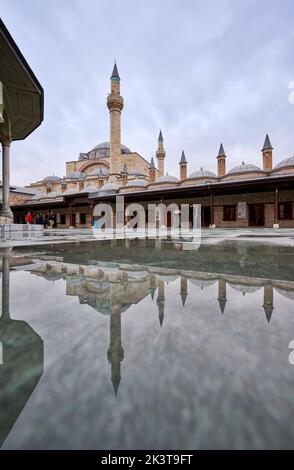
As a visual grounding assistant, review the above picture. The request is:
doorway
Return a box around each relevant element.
[249,204,264,227]
[201,206,211,227]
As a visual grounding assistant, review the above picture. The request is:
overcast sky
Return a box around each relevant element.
[1,0,294,186]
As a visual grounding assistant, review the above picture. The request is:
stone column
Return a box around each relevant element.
[274,188,279,228]
[1,137,13,221]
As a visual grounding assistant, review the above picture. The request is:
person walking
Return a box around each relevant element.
[48,212,55,229]
[25,211,33,224]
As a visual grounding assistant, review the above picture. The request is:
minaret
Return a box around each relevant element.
[263,285,274,323]
[107,311,124,396]
[262,134,273,171]
[180,276,188,306]
[156,130,166,178]
[156,279,165,326]
[107,63,124,180]
[179,151,187,181]
[149,157,156,183]
[121,163,128,186]
[217,143,226,177]
[217,278,227,314]
[149,273,157,300]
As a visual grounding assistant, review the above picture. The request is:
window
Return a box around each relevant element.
[223,205,236,221]
[80,213,87,225]
[60,214,66,224]
[279,202,293,220]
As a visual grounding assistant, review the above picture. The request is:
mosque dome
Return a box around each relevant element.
[227,162,265,175]
[272,155,294,171]
[79,142,131,160]
[42,175,62,183]
[188,168,217,179]
[156,174,179,184]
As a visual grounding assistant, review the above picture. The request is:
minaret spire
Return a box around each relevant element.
[107,62,124,179]
[156,130,166,178]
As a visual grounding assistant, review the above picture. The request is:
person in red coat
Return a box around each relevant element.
[25,211,33,224]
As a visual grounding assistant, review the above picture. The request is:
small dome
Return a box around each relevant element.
[46,191,62,198]
[100,182,119,192]
[130,170,147,177]
[62,188,79,195]
[227,162,264,175]
[88,167,109,176]
[68,171,85,180]
[156,174,179,184]
[43,175,62,183]
[126,179,148,187]
[273,155,294,170]
[32,192,45,200]
[188,167,217,179]
[81,185,98,193]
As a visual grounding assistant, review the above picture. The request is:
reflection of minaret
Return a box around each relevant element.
[0,250,44,447]
[149,274,157,300]
[180,276,188,307]
[218,279,227,314]
[263,286,274,323]
[107,312,124,396]
[157,279,165,326]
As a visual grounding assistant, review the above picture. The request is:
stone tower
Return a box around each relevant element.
[217,143,226,177]
[179,150,187,181]
[156,130,166,178]
[262,134,273,171]
[107,63,124,179]
[149,157,156,183]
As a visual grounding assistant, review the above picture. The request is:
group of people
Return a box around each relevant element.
[25,211,55,228]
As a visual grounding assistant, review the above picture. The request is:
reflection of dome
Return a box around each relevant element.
[230,284,262,295]
[273,155,294,171]
[276,288,294,300]
[156,175,179,184]
[189,278,217,289]
[227,163,265,175]
[79,142,131,160]
[188,168,217,179]
[126,179,148,187]
[42,175,61,183]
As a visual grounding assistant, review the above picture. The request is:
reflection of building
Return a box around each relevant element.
[11,62,294,228]
[27,255,294,395]
[0,250,44,447]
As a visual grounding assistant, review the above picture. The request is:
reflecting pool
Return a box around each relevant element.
[1,239,294,449]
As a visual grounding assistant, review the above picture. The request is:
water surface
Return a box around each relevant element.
[1,239,294,450]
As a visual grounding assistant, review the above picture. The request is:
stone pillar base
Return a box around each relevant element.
[273,223,280,229]
[0,215,13,224]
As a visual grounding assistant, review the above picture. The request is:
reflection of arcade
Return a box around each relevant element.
[0,250,44,447]
[29,258,294,395]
